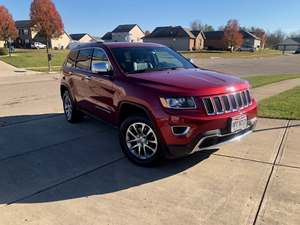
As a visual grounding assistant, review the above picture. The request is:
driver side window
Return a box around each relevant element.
[92,48,111,69]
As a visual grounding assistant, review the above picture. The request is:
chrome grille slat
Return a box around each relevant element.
[202,89,252,115]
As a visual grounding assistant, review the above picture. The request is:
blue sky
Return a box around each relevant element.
[1,0,299,36]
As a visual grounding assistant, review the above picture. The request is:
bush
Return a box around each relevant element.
[0,48,8,56]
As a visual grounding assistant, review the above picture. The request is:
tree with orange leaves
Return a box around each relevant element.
[0,5,18,56]
[224,19,243,52]
[30,0,64,72]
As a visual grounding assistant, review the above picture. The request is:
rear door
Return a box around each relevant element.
[72,48,93,110]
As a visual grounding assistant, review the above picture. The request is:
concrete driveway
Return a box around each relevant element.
[194,54,300,77]
[0,72,299,225]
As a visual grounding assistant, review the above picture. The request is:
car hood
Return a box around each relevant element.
[128,68,249,96]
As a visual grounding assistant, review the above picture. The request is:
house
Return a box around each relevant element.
[143,26,205,51]
[278,38,300,51]
[204,30,261,50]
[101,24,144,42]
[70,33,95,43]
[102,32,112,42]
[241,30,261,49]
[191,30,206,50]
[14,20,71,49]
[33,31,72,49]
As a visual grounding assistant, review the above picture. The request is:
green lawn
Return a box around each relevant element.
[0,48,282,72]
[181,49,281,59]
[245,73,300,88]
[258,86,300,120]
[0,49,69,71]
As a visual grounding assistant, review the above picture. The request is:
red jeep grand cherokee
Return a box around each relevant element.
[61,42,257,166]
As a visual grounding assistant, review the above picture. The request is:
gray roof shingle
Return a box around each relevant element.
[15,20,31,28]
[112,24,138,33]
[70,33,90,41]
[146,26,195,38]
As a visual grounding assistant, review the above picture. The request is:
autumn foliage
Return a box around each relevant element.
[0,5,18,43]
[30,0,64,45]
[30,0,64,71]
[224,19,243,51]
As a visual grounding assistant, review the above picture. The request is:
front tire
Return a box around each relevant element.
[62,90,81,123]
[119,116,163,166]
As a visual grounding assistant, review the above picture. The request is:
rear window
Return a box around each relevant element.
[76,49,93,70]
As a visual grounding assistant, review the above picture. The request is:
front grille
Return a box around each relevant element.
[202,90,252,115]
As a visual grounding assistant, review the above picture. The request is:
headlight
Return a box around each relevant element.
[160,97,196,109]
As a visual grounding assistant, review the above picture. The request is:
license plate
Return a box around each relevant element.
[231,114,248,132]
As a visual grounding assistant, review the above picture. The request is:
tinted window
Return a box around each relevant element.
[66,50,78,68]
[111,47,195,74]
[92,48,110,65]
[76,49,93,70]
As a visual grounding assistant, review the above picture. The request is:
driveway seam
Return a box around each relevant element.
[213,153,300,171]
[4,156,125,207]
[252,120,290,225]
[0,114,63,128]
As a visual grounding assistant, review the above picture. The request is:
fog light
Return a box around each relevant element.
[171,126,190,136]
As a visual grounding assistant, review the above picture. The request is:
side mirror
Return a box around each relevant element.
[92,62,111,74]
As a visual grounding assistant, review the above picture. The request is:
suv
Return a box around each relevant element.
[61,42,257,166]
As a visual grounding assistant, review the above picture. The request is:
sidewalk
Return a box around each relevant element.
[0,60,41,77]
[252,78,300,101]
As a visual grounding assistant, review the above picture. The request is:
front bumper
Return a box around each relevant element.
[165,116,257,159]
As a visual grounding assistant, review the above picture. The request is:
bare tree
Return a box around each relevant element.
[190,20,202,31]
[266,30,286,49]
[190,20,214,32]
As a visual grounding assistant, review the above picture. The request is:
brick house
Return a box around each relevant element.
[143,26,205,51]
[14,20,71,49]
[102,24,144,42]
[204,30,261,50]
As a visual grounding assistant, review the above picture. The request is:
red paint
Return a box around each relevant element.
[61,42,257,157]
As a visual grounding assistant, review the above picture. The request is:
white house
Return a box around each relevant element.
[102,24,144,43]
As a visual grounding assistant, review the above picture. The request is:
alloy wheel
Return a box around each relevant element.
[125,122,158,160]
[64,93,73,121]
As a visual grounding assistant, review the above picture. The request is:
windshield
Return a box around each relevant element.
[110,46,196,74]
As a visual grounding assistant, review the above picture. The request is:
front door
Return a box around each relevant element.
[87,48,115,122]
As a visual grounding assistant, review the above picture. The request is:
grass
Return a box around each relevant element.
[0,48,69,71]
[245,73,300,88]
[258,86,300,120]
[181,49,281,59]
[0,48,282,72]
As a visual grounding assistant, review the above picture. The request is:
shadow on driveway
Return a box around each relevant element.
[0,114,216,205]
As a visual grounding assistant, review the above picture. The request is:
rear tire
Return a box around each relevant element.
[62,90,82,123]
[119,116,164,166]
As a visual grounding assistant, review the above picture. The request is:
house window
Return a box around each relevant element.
[24,29,29,35]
